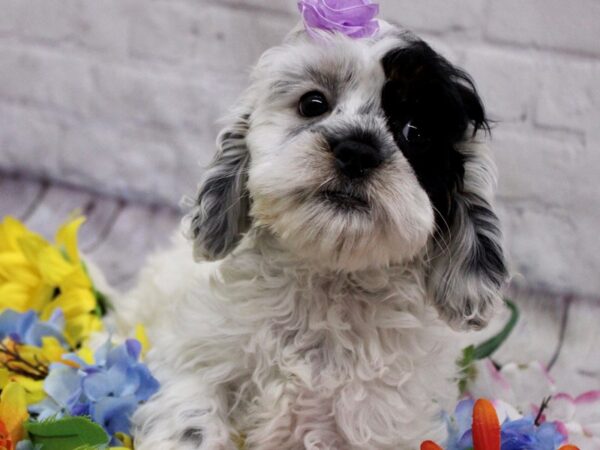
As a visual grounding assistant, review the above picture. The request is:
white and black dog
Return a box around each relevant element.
[117,21,507,450]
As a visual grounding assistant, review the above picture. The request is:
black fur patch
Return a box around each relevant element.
[181,427,204,445]
[465,196,507,286]
[380,39,489,229]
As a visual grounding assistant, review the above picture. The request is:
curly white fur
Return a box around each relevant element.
[117,232,459,449]
[114,22,506,450]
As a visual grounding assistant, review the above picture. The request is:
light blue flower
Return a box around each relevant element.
[15,440,43,450]
[0,309,66,346]
[30,338,160,440]
[28,364,83,420]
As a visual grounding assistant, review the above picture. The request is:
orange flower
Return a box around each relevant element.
[420,440,443,450]
[0,420,14,450]
[420,398,581,450]
[472,398,501,450]
[0,382,29,450]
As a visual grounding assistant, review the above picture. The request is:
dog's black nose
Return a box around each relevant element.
[332,139,383,179]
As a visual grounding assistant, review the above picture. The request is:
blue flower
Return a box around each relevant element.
[30,338,159,440]
[446,399,476,450]
[445,400,567,450]
[0,309,66,346]
[501,417,566,450]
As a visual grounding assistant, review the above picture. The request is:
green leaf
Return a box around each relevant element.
[457,345,477,395]
[81,259,112,317]
[24,417,110,450]
[472,299,519,360]
[456,299,520,394]
[93,287,111,317]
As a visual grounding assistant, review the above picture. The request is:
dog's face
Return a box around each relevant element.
[188,26,507,328]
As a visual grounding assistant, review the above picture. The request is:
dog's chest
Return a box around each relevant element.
[232,272,454,447]
[243,269,436,391]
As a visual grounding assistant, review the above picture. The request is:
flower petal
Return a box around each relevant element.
[42,365,82,413]
[547,393,577,423]
[573,391,600,426]
[81,371,114,402]
[501,361,555,414]
[55,216,85,265]
[90,396,137,436]
[0,381,29,443]
[472,398,500,450]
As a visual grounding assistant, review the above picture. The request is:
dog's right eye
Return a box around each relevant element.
[298,91,329,118]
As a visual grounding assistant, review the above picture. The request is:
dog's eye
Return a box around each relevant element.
[402,120,427,145]
[298,91,329,118]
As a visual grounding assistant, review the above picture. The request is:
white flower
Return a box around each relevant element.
[545,391,600,450]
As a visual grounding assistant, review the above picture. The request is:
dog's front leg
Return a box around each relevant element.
[132,372,238,450]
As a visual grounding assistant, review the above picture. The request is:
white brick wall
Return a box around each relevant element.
[1,0,599,298]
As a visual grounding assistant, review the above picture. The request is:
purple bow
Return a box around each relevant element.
[298,0,380,39]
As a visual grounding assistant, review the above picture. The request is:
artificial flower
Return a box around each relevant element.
[428,398,572,450]
[0,382,29,450]
[31,338,159,442]
[0,309,66,347]
[298,0,380,39]
[544,391,600,449]
[0,216,102,347]
[466,359,556,416]
[464,357,600,448]
[0,310,75,404]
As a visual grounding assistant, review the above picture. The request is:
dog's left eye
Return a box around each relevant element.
[402,120,427,145]
[298,91,329,118]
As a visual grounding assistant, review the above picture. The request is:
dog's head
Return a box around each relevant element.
[187,25,507,329]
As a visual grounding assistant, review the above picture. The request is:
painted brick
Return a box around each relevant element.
[216,0,297,15]
[86,62,245,137]
[0,0,130,57]
[129,2,294,71]
[128,2,201,63]
[0,104,64,177]
[486,0,600,57]
[73,0,131,57]
[500,202,581,293]
[0,0,599,299]
[0,46,91,115]
[0,0,19,34]
[8,0,81,42]
[463,48,537,122]
[493,130,582,203]
[380,0,485,34]
[534,60,600,133]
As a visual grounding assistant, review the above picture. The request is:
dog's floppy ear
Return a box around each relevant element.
[381,38,507,328]
[428,142,508,329]
[186,111,252,261]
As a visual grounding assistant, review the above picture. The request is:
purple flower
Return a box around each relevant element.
[297,0,380,39]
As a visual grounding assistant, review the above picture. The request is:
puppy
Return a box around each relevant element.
[117,22,507,450]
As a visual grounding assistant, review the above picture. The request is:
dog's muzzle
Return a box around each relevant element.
[332,138,383,179]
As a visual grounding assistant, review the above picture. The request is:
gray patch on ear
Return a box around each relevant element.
[427,143,508,330]
[185,115,252,261]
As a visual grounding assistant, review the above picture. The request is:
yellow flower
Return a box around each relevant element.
[135,324,150,359]
[0,381,29,450]
[0,368,44,406]
[0,216,103,347]
[111,432,134,449]
[0,335,72,405]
